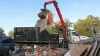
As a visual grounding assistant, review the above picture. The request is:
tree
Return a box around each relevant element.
[74,15,100,37]
[55,19,72,37]
[0,27,6,36]
[64,19,73,29]
[8,30,14,38]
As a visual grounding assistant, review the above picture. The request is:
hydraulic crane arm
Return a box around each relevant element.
[44,0,67,40]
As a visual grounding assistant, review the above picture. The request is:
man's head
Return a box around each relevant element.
[38,12,46,19]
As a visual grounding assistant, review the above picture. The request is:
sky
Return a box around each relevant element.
[0,0,100,35]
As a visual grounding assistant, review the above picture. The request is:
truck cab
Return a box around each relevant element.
[67,30,80,43]
[67,30,90,43]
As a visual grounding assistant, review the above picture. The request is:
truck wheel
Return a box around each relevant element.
[7,49,12,55]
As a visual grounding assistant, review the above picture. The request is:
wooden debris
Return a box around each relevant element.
[84,45,93,56]
[65,44,94,56]
[48,48,67,56]
[69,44,88,56]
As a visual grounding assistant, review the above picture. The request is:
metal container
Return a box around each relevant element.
[14,27,59,44]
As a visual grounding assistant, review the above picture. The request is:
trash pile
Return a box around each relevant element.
[23,45,67,56]
[15,39,100,56]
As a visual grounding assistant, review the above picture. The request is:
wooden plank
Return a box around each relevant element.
[69,44,88,56]
[35,18,48,32]
[84,45,93,56]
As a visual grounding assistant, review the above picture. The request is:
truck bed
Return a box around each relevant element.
[14,27,59,44]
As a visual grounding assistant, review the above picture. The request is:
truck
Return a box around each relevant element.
[14,0,67,49]
[13,0,90,55]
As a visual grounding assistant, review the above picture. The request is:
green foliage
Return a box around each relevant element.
[0,27,6,36]
[45,19,72,34]
[45,24,57,34]
[8,30,14,38]
[74,15,100,37]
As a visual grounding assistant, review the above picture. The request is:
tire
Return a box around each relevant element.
[7,49,12,55]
